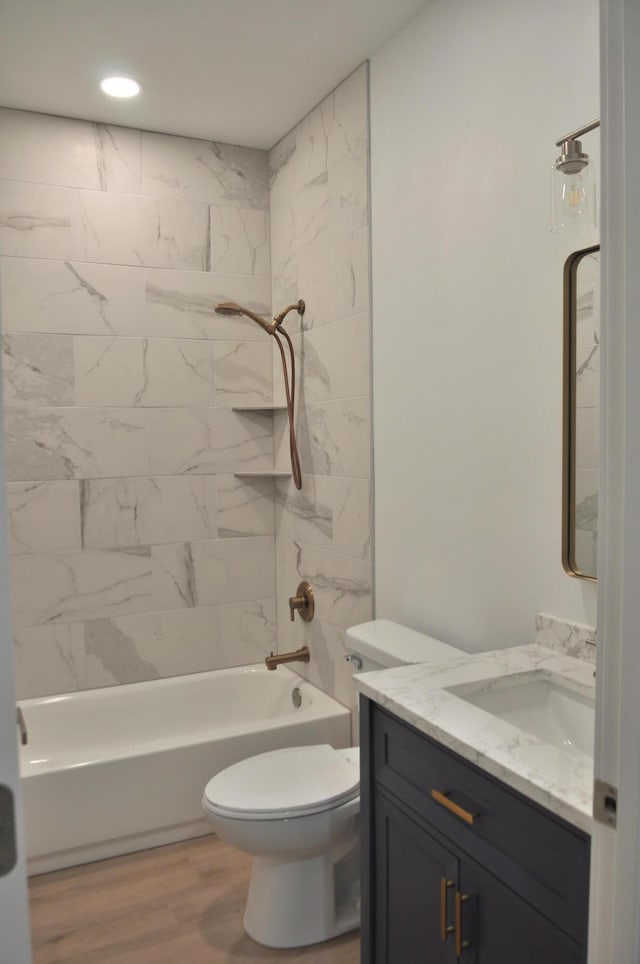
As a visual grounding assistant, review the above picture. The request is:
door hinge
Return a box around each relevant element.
[0,785,16,876]
[594,779,618,829]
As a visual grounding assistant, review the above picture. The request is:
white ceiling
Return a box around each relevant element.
[0,0,428,150]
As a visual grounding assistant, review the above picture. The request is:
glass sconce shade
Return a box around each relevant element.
[551,166,596,233]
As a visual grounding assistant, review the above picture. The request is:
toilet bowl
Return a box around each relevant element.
[202,619,463,949]
[203,744,360,948]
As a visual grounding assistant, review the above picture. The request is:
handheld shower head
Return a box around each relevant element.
[215,302,276,334]
[214,298,306,491]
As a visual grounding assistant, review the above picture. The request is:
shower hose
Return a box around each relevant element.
[273,325,302,490]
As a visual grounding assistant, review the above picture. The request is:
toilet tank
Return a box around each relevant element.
[345,619,461,672]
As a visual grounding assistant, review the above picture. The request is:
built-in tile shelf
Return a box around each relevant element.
[231,406,287,414]
[234,472,291,480]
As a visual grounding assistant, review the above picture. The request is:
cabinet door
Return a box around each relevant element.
[458,856,586,964]
[374,791,458,964]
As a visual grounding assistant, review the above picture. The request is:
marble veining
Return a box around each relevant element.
[84,618,161,685]
[74,336,214,408]
[147,407,273,476]
[299,397,371,478]
[0,181,212,270]
[210,206,270,277]
[0,109,141,194]
[279,537,371,630]
[213,341,272,407]
[535,612,596,663]
[8,481,81,555]
[216,474,275,537]
[2,333,74,407]
[12,546,153,628]
[80,476,217,549]
[0,258,144,336]
[355,644,596,832]
[152,542,199,609]
[14,623,85,697]
[141,133,268,209]
[5,408,147,481]
[152,536,275,611]
[144,270,271,341]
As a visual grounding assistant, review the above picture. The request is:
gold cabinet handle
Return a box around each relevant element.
[455,892,471,957]
[440,878,454,942]
[431,789,479,826]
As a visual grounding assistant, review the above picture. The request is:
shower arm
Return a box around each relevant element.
[555,119,600,148]
[273,300,306,327]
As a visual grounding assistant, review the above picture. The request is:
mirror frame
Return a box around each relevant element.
[562,243,599,582]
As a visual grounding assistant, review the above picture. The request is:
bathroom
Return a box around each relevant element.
[0,0,638,960]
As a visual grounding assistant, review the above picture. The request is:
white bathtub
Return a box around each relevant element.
[19,664,351,875]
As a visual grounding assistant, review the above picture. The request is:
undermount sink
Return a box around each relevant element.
[446,670,595,760]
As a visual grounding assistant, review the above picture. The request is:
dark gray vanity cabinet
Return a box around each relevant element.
[360,698,591,963]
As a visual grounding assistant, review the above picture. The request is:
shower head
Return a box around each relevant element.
[215,302,276,334]
[215,300,306,335]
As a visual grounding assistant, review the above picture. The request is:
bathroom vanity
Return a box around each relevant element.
[356,644,594,963]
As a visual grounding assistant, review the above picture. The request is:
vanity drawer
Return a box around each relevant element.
[370,703,590,944]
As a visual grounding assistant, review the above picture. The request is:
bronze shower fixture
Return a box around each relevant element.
[215,299,306,489]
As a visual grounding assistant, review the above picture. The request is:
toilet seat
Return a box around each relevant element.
[203,744,359,821]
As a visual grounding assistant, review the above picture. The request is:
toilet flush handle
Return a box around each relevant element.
[345,654,363,671]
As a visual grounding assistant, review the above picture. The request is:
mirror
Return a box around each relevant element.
[563,245,600,580]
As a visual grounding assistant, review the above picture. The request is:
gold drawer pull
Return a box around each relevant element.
[440,878,454,942]
[455,892,471,957]
[431,789,479,826]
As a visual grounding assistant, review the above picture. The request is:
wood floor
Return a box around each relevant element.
[28,835,360,964]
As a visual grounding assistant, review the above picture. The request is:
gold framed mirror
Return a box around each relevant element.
[562,245,600,581]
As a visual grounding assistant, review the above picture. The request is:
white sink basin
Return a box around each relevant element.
[447,671,595,759]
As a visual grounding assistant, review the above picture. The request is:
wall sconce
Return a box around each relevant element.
[551,119,600,233]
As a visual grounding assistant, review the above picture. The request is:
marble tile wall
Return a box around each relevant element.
[0,107,278,697]
[269,65,373,731]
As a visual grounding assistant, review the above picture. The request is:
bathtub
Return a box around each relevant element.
[19,664,351,876]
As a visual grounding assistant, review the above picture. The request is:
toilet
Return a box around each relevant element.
[202,619,463,948]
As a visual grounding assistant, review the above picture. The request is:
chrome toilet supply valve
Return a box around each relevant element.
[289,581,315,622]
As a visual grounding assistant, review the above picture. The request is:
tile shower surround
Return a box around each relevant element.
[0,66,373,711]
[0,108,277,697]
[270,65,373,719]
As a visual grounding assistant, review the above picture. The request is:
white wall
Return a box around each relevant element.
[371,0,599,651]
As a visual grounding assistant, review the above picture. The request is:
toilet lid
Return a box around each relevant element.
[203,745,359,819]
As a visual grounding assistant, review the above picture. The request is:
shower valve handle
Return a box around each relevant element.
[289,581,315,622]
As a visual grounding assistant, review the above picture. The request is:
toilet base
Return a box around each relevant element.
[243,841,360,948]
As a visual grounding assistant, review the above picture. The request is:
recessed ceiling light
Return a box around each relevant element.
[99,76,142,98]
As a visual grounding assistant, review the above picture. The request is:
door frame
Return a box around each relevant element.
[0,294,32,960]
[589,0,640,960]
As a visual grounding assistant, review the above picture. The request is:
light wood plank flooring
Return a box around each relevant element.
[28,835,360,964]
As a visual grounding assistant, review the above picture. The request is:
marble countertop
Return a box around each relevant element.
[354,643,595,833]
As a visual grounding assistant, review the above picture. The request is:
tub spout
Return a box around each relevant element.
[16,707,27,746]
[265,646,311,671]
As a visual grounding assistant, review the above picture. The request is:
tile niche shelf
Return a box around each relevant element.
[233,406,291,481]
